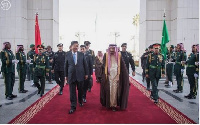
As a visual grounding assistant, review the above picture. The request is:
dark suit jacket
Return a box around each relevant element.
[65,51,89,84]
[85,53,93,75]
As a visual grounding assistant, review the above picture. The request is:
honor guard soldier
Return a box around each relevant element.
[1,42,17,100]
[184,44,198,99]
[16,45,29,93]
[120,43,135,76]
[33,45,50,97]
[52,43,66,95]
[145,45,154,90]
[27,44,36,86]
[145,43,165,103]
[141,48,148,82]
[44,46,54,84]
[173,43,187,93]
[84,41,95,92]
[165,45,176,88]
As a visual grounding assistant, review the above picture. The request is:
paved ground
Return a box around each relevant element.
[0,67,199,123]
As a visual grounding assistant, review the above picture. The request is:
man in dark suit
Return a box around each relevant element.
[120,43,135,76]
[65,41,89,114]
[51,43,66,95]
[80,45,93,103]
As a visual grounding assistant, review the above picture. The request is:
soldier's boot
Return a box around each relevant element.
[184,94,191,98]
[59,87,63,95]
[154,99,159,104]
[187,95,196,99]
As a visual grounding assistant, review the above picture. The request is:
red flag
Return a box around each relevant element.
[35,13,41,53]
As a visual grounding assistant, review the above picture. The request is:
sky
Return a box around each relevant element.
[59,0,140,53]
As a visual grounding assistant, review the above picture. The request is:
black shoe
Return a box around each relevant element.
[0,105,2,107]
[187,96,196,99]
[11,94,17,98]
[59,90,63,95]
[146,88,150,91]
[40,94,43,97]
[37,88,41,95]
[173,89,178,93]
[184,94,191,98]
[88,88,91,92]
[68,109,76,114]
[23,90,28,92]
[112,107,117,112]
[83,99,87,103]
[154,99,159,104]
[79,103,84,107]
[6,96,13,100]
[175,90,183,93]
[19,90,27,93]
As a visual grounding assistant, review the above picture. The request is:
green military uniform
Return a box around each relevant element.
[174,47,187,93]
[33,45,50,97]
[16,46,28,93]
[146,44,165,103]
[145,45,154,90]
[1,43,16,99]
[165,45,175,87]
[185,45,198,99]
[27,44,36,83]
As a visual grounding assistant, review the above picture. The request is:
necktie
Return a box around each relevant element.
[73,53,76,64]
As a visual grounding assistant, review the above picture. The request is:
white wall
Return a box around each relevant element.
[0,0,59,53]
[139,0,199,59]
[0,0,28,53]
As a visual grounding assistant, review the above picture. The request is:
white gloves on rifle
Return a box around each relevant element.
[181,69,184,74]
[195,62,199,66]
[26,60,31,63]
[12,60,19,63]
[194,73,198,78]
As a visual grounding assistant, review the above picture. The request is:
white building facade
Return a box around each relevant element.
[139,0,199,58]
[0,0,59,53]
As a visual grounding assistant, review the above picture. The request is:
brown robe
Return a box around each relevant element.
[100,52,130,110]
[95,56,103,78]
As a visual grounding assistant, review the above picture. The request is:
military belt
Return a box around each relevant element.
[36,65,46,69]
[176,62,181,65]
[187,65,195,68]
[149,65,161,69]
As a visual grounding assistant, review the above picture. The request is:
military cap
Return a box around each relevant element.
[148,45,153,49]
[30,44,35,48]
[57,43,63,47]
[170,45,174,49]
[121,43,127,47]
[80,45,86,48]
[152,43,161,49]
[84,41,91,45]
[71,41,78,46]
[37,45,45,49]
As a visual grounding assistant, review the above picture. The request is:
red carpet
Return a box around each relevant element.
[9,75,195,124]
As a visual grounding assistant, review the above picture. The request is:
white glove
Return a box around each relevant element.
[195,62,199,66]
[26,60,31,63]
[181,69,184,74]
[12,60,15,63]
[15,60,19,63]
[194,73,198,78]
[181,61,186,65]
